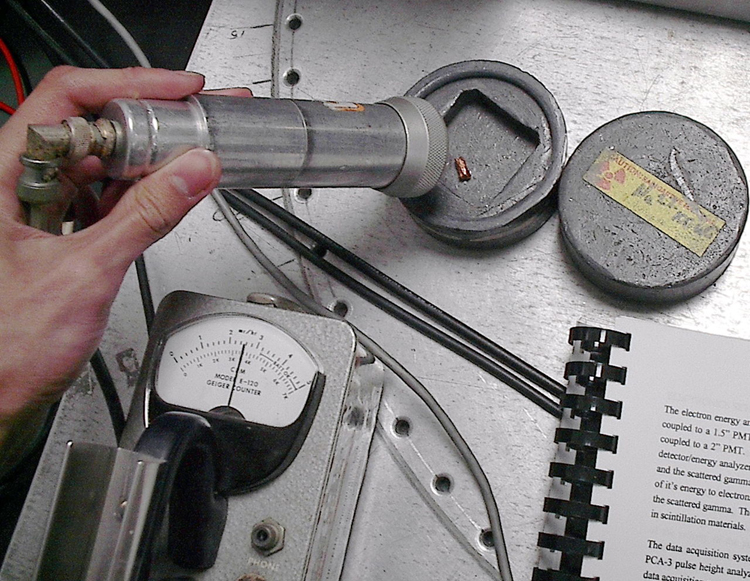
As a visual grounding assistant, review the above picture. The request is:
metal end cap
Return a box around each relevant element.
[377,96,448,198]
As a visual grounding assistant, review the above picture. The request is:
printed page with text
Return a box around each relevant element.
[585,316,750,580]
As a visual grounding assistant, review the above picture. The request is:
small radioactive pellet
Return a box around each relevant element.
[455,156,471,182]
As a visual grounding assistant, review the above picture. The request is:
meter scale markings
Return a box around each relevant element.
[155,315,319,428]
[250,347,310,398]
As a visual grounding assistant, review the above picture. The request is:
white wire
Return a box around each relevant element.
[212,191,514,581]
[86,0,152,68]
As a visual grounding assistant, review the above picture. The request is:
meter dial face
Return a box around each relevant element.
[154,314,320,428]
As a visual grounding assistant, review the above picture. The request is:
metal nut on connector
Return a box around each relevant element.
[64,116,94,164]
[63,117,120,164]
[250,518,285,556]
[90,118,119,159]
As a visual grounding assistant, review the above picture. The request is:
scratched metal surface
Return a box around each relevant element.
[633,0,750,21]
[5,1,750,579]
[177,1,750,579]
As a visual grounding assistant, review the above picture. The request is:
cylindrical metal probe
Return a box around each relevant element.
[18,94,448,232]
[95,95,448,198]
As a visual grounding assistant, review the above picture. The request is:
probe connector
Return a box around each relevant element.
[17,117,121,234]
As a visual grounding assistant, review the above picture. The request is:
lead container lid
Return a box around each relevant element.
[558,111,748,302]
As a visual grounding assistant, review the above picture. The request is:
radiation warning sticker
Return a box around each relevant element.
[583,150,725,257]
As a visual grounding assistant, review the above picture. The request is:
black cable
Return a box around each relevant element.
[135,255,155,332]
[3,0,84,67]
[223,190,562,418]
[0,7,32,96]
[231,188,566,400]
[34,0,110,67]
[90,348,125,440]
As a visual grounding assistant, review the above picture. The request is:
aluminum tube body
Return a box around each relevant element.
[100,94,447,197]
[197,95,408,189]
[101,95,426,192]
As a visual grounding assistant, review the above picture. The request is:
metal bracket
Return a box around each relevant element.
[375,383,499,577]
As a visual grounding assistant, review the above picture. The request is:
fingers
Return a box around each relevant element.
[83,148,221,269]
[0,65,207,219]
[12,66,205,126]
[62,157,109,189]
[0,66,205,168]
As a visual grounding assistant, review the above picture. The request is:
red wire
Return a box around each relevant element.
[0,37,25,107]
[0,100,15,115]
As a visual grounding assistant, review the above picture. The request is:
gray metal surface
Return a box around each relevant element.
[632,0,750,21]
[5,1,750,580]
[36,444,163,581]
[34,443,118,580]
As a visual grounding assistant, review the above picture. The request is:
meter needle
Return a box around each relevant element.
[227,343,247,408]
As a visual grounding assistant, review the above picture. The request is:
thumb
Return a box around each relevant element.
[87,148,221,266]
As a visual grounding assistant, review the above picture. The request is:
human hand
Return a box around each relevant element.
[0,66,228,464]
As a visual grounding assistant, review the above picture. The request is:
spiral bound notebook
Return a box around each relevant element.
[534,316,750,581]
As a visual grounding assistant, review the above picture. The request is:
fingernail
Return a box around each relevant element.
[169,149,221,200]
[179,70,205,80]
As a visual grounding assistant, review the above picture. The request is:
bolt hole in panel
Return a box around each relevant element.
[284,68,301,86]
[393,417,411,437]
[286,13,303,30]
[480,528,495,549]
[330,299,350,318]
[432,474,453,494]
[295,187,313,201]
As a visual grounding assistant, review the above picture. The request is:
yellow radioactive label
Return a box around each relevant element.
[583,150,724,257]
